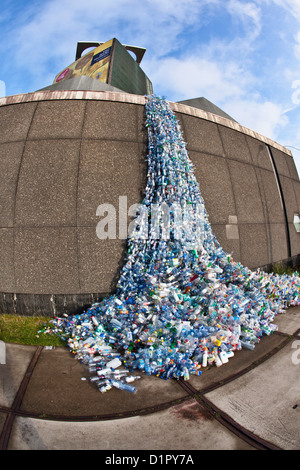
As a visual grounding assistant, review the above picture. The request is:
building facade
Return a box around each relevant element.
[0,90,299,316]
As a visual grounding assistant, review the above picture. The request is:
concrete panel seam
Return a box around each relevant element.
[24,135,145,146]
[287,173,299,220]
[244,133,255,166]
[253,164,272,264]
[185,146,225,159]
[220,126,251,161]
[267,146,292,258]
[216,124,243,258]
[12,102,39,294]
[225,216,239,240]
[76,101,89,293]
[0,345,43,450]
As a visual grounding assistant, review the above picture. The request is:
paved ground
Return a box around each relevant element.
[0,306,299,451]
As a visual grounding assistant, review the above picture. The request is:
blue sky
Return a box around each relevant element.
[1,0,300,172]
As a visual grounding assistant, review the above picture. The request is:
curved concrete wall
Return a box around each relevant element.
[0,91,299,316]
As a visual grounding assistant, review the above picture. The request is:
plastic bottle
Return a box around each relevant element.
[207,353,214,366]
[111,380,137,393]
[219,350,229,364]
[202,347,208,367]
[100,384,112,393]
[213,350,222,367]
[125,375,141,383]
[106,357,122,369]
[240,340,255,350]
[183,366,190,380]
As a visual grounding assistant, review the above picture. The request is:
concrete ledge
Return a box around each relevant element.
[0,90,293,156]
[0,292,110,317]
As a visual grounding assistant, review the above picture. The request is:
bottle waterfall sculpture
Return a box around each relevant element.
[50,96,300,390]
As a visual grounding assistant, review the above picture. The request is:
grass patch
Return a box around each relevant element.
[0,314,65,347]
[272,262,299,276]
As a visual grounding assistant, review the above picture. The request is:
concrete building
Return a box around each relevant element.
[0,40,299,316]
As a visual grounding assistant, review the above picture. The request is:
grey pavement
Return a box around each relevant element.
[0,306,299,451]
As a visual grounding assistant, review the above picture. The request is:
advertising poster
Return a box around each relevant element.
[54,39,113,84]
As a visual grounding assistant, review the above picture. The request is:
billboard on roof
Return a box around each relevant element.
[54,39,113,85]
[53,38,153,95]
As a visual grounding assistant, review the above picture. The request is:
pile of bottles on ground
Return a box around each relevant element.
[47,96,300,394]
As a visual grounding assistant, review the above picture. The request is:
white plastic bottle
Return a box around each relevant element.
[213,351,222,367]
[202,347,208,367]
[219,350,229,364]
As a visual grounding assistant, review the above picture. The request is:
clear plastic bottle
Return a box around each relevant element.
[111,380,137,393]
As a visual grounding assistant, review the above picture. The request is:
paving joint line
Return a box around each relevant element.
[174,332,297,450]
[0,345,43,450]
[199,333,292,394]
[0,325,297,445]
[177,378,282,450]
[11,395,192,423]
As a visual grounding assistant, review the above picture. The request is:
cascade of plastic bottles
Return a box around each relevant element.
[49,95,300,392]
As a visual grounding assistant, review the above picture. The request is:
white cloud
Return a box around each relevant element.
[226,0,262,40]
[291,79,300,105]
[294,30,300,60]
[272,0,300,21]
[227,99,289,139]
[144,51,289,144]
[3,0,285,143]
[145,55,255,104]
[3,0,262,74]
[7,0,208,58]
[1,0,216,91]
[0,0,298,173]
